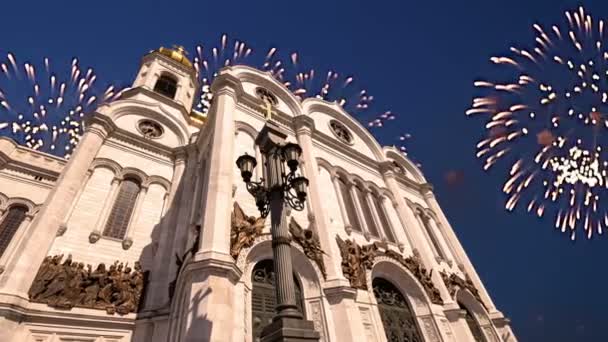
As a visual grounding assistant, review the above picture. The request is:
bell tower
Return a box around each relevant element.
[132,45,199,113]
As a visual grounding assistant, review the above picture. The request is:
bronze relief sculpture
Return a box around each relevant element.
[289,218,327,279]
[335,236,378,290]
[335,237,443,304]
[440,271,486,308]
[28,254,145,315]
[230,201,265,259]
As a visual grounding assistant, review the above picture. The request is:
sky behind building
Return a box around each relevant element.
[1,1,605,340]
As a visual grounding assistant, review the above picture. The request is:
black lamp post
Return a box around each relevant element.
[236,121,319,342]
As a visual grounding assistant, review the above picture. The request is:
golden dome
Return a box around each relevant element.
[155,45,193,69]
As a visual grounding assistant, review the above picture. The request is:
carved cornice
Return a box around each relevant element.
[293,115,316,136]
[335,237,443,304]
[210,72,244,98]
[420,182,434,195]
[142,52,198,80]
[440,271,486,309]
[118,87,195,126]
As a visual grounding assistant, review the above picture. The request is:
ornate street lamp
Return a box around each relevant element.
[236,121,319,341]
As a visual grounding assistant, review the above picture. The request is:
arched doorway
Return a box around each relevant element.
[251,259,305,341]
[373,277,423,342]
[459,301,486,342]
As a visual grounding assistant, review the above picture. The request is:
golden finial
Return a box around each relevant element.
[173,45,188,57]
[155,45,193,69]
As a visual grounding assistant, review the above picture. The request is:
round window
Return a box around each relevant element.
[137,120,164,139]
[329,120,353,144]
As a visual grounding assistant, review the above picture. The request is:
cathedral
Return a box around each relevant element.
[0,46,516,342]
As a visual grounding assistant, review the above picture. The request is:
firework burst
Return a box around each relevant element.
[468,6,608,240]
[0,53,125,158]
[192,34,413,159]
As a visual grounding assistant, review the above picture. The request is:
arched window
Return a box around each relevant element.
[0,205,28,257]
[103,178,141,239]
[251,259,304,342]
[372,192,396,242]
[459,301,487,342]
[355,184,380,237]
[337,176,362,232]
[419,210,447,260]
[373,277,423,342]
[154,74,178,99]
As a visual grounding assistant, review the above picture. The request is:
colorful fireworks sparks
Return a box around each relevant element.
[468,6,608,240]
[0,53,124,158]
[191,34,413,158]
[0,36,415,165]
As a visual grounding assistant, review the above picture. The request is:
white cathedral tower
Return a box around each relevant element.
[0,47,516,342]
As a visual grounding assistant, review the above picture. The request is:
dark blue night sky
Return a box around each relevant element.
[1,1,606,341]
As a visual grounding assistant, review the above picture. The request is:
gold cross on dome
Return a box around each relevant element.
[173,45,188,56]
[260,95,277,121]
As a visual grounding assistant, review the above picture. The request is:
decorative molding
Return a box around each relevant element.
[310,300,326,342]
[28,255,146,315]
[289,218,327,279]
[440,270,486,309]
[421,315,441,342]
[56,224,67,237]
[335,237,443,304]
[89,230,101,244]
[440,318,455,342]
[383,250,443,305]
[230,202,265,259]
[122,237,133,250]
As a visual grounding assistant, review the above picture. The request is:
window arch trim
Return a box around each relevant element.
[102,177,142,240]
[0,204,30,259]
[153,73,179,99]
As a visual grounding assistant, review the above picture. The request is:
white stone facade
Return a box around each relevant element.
[0,49,516,342]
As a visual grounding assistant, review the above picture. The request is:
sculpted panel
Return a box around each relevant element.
[289,218,327,279]
[440,271,486,309]
[335,237,443,304]
[29,255,146,315]
[230,202,265,259]
[336,236,378,290]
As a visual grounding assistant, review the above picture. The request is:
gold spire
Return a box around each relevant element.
[155,45,193,69]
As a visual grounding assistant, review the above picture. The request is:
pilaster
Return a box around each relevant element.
[379,164,453,304]
[421,185,497,313]
[0,120,110,295]
[197,74,239,259]
[294,115,344,282]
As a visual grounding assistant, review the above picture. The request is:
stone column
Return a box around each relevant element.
[421,184,497,312]
[197,75,238,259]
[122,184,149,250]
[330,174,353,234]
[172,146,198,260]
[294,115,344,282]
[378,162,453,303]
[89,176,122,243]
[146,148,189,310]
[0,119,110,295]
[173,73,242,342]
[445,309,477,342]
